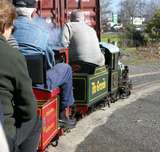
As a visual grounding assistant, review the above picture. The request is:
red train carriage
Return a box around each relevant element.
[25,54,61,151]
[34,88,60,152]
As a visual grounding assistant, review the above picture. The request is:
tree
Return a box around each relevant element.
[119,0,139,25]
[146,9,160,40]
[144,0,160,21]
[100,0,112,32]
[119,0,149,26]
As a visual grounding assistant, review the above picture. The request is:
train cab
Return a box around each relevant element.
[100,42,120,101]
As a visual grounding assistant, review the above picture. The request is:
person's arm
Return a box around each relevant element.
[7,35,19,49]
[13,52,37,122]
[60,23,72,48]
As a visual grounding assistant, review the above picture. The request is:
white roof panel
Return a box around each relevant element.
[100,42,120,53]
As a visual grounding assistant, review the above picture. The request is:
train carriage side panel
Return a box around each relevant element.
[67,0,101,40]
[37,0,100,39]
[37,96,59,151]
[73,66,108,106]
[37,0,61,26]
[88,66,108,103]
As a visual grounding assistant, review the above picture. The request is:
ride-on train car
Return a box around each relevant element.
[73,65,109,114]
[72,42,128,115]
[25,54,60,152]
[22,0,132,151]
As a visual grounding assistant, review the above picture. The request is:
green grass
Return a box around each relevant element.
[120,47,160,65]
[101,33,121,43]
[101,33,160,65]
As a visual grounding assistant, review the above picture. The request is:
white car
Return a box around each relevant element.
[112,24,123,31]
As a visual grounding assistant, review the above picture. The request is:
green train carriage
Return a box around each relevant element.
[72,42,123,114]
[73,65,109,113]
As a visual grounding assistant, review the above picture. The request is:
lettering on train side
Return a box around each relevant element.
[45,108,55,117]
[44,123,55,133]
[91,78,106,95]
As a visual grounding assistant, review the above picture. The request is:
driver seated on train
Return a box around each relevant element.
[12,0,76,128]
[61,10,105,73]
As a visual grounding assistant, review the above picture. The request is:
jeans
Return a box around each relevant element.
[46,63,75,110]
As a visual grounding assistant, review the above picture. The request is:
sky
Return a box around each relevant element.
[111,0,121,13]
[111,0,151,13]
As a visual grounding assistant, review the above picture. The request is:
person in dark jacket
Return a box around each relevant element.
[0,0,41,151]
[0,100,10,152]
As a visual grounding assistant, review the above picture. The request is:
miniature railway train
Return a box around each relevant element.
[23,0,132,151]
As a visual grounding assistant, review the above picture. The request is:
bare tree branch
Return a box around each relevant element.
[100,0,112,32]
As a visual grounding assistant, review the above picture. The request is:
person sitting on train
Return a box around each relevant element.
[8,35,19,49]
[12,0,76,128]
[0,0,41,151]
[61,10,105,72]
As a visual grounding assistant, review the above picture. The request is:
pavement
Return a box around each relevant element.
[47,63,160,152]
[75,89,160,152]
[129,63,160,75]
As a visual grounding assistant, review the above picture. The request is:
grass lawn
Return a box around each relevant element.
[101,33,160,65]
[101,33,121,43]
[120,47,160,65]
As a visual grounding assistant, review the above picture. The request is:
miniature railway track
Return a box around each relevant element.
[130,71,160,78]
[130,71,160,92]
[133,80,160,92]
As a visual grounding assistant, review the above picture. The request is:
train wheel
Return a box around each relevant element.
[75,112,82,120]
[51,139,58,147]
[51,134,59,147]
[90,105,96,112]
[105,96,111,107]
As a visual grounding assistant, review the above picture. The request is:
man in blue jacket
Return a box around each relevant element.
[12,0,76,128]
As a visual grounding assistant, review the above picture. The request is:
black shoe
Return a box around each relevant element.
[59,110,76,129]
[59,117,76,129]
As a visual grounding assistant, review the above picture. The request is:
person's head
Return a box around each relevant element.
[0,0,16,40]
[70,10,85,22]
[13,0,36,19]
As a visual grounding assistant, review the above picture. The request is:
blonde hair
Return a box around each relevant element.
[0,0,16,33]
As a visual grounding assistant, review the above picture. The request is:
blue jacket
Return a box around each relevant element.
[13,16,55,69]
